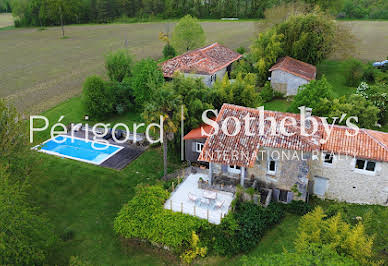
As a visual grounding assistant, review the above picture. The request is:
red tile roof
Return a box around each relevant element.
[160,43,242,78]
[269,56,316,81]
[183,119,216,140]
[198,104,388,167]
[198,104,322,168]
[322,126,388,162]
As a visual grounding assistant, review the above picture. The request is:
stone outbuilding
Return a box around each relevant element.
[160,42,242,87]
[269,56,316,96]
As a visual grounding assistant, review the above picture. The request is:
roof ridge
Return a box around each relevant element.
[364,129,388,152]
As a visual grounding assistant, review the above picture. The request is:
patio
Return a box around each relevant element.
[164,173,234,224]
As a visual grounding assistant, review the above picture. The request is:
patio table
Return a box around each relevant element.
[203,190,217,200]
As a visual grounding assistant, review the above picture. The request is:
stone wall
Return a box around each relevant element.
[311,152,388,205]
[184,67,227,87]
[270,69,309,96]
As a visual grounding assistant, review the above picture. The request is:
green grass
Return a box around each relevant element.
[317,60,356,97]
[264,99,291,112]
[28,96,183,265]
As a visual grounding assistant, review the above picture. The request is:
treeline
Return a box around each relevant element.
[0,0,11,12]
[9,0,388,27]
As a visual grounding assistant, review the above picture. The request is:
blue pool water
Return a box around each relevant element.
[37,135,122,165]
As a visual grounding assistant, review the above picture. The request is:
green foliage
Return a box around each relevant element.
[105,49,133,82]
[329,94,380,128]
[106,78,134,114]
[114,185,206,252]
[82,75,113,118]
[69,256,92,266]
[214,73,262,109]
[276,12,336,65]
[356,82,388,124]
[162,43,176,59]
[171,15,206,54]
[345,58,366,87]
[241,244,360,265]
[201,201,285,256]
[250,28,284,86]
[284,200,312,216]
[0,170,55,265]
[259,81,281,102]
[131,58,165,107]
[180,231,207,264]
[288,76,334,116]
[236,46,246,54]
[230,59,255,79]
[295,206,376,265]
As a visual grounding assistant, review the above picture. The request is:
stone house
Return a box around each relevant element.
[269,56,316,96]
[160,42,242,87]
[198,103,388,205]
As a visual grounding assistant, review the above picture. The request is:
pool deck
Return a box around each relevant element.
[66,129,148,170]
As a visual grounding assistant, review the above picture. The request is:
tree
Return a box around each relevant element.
[131,58,165,108]
[171,15,206,54]
[329,94,380,129]
[105,49,133,82]
[142,87,182,179]
[82,75,113,118]
[356,82,388,124]
[288,76,334,116]
[46,0,81,37]
[250,28,284,85]
[276,11,336,65]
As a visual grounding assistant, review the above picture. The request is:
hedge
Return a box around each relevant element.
[113,185,206,252]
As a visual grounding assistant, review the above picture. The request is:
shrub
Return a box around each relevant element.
[114,185,206,252]
[284,200,312,216]
[82,75,113,118]
[105,49,133,82]
[163,43,176,59]
[345,59,365,87]
[230,59,255,79]
[131,58,165,107]
[201,201,285,256]
[236,46,246,54]
[180,232,207,264]
[107,78,135,114]
[259,82,275,102]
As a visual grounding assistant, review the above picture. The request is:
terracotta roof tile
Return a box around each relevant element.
[269,56,316,81]
[198,104,388,167]
[183,118,216,140]
[160,43,242,77]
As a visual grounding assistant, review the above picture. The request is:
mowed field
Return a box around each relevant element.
[0,20,387,113]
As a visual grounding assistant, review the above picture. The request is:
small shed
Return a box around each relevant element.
[269,56,316,96]
[183,121,214,164]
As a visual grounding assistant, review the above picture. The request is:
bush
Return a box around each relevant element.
[201,201,285,256]
[82,76,113,118]
[236,46,246,54]
[114,185,206,252]
[259,82,275,102]
[107,78,135,114]
[105,49,133,82]
[163,43,176,59]
[284,200,312,216]
[345,59,365,87]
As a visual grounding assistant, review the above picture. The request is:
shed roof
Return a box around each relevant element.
[183,119,216,140]
[269,56,316,81]
[160,43,242,78]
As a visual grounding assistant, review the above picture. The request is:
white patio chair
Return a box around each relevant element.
[215,199,225,209]
[188,192,199,203]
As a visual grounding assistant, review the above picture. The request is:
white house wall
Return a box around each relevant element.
[184,67,227,87]
[270,69,309,96]
[311,153,388,205]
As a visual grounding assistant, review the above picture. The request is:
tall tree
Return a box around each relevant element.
[142,87,182,179]
[171,14,206,54]
[46,0,81,37]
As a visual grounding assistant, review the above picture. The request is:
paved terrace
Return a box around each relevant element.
[164,173,234,224]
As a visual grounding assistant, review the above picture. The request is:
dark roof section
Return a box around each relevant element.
[269,56,317,81]
[160,43,242,78]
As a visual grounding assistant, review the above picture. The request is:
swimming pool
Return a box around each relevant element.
[34,135,123,165]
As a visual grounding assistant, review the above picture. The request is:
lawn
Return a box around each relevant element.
[28,96,183,265]
[1,21,388,113]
